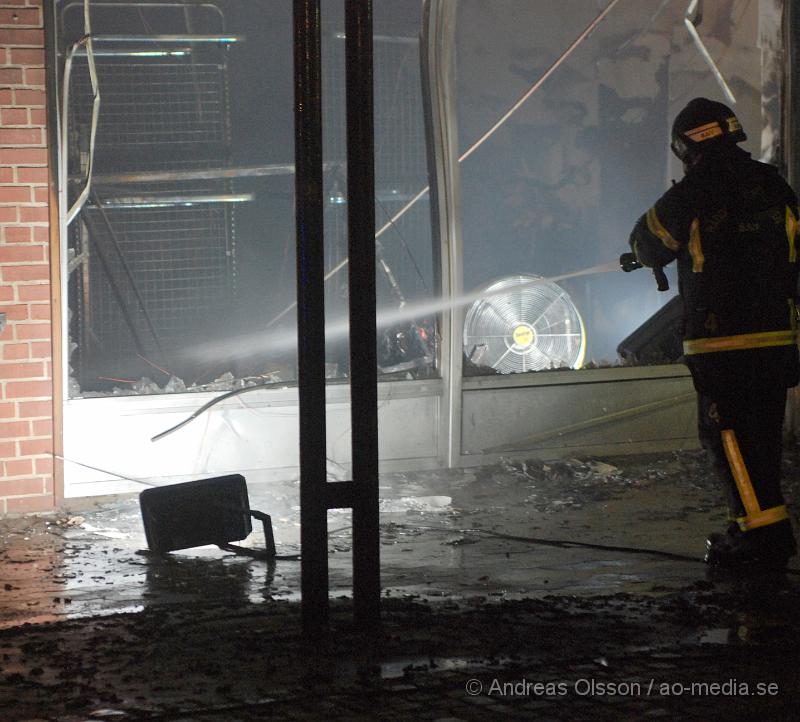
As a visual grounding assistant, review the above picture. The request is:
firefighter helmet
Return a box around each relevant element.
[670,97,747,162]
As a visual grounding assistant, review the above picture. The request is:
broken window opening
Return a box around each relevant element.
[56,1,785,397]
[58,1,438,398]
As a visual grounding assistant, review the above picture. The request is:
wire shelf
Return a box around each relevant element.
[69,50,236,378]
[72,59,228,149]
[88,204,233,348]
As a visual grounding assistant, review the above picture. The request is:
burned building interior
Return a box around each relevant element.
[3,0,800,719]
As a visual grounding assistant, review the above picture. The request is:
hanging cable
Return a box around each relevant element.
[375,194,431,295]
[150,380,292,441]
[683,0,736,104]
[62,0,101,225]
[55,454,158,487]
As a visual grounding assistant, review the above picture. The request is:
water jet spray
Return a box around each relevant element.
[185,260,622,367]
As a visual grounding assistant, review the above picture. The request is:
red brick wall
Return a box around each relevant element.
[0,0,58,515]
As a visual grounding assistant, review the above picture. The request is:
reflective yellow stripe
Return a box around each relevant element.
[688,217,704,272]
[721,430,761,518]
[685,121,723,142]
[683,329,797,355]
[722,430,790,532]
[787,205,798,263]
[736,505,789,532]
[726,116,742,134]
[646,207,680,252]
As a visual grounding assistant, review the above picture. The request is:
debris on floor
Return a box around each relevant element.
[1,448,800,720]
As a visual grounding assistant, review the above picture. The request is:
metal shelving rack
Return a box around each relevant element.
[59,2,247,388]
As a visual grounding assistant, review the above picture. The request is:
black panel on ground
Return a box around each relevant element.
[140,474,251,553]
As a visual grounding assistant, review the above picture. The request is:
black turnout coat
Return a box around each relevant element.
[629,147,800,396]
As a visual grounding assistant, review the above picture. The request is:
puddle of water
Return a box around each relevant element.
[380,655,511,679]
[0,453,730,629]
[696,627,731,645]
[379,496,453,513]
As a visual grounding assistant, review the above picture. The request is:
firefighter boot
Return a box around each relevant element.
[704,519,797,569]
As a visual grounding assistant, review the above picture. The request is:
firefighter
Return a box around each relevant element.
[628,97,800,569]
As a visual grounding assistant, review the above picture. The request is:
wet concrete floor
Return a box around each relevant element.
[2,448,800,720]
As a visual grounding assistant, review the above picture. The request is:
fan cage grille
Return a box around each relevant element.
[463,275,586,374]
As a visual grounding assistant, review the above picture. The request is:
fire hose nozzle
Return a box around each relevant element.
[619,252,642,272]
[619,252,669,291]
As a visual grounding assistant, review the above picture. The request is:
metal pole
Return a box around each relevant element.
[293,0,329,635]
[422,0,464,468]
[345,0,381,630]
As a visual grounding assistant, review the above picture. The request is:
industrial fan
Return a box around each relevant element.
[463,275,586,373]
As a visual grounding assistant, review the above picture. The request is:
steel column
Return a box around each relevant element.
[421,1,463,467]
[293,0,329,635]
[345,0,381,630]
